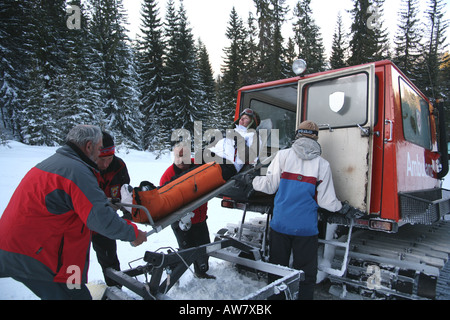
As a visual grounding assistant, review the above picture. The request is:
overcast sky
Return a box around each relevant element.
[123,0,450,78]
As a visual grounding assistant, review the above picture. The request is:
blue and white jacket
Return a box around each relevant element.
[252,137,342,236]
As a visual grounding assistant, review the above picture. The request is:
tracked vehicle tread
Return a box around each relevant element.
[329,220,450,300]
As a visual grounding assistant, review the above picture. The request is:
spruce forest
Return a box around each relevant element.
[0,0,449,151]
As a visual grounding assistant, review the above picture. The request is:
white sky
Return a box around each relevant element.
[123,0,450,78]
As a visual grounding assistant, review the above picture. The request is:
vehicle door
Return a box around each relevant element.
[297,64,376,212]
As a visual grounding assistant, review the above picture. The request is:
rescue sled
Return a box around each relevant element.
[115,164,236,237]
[116,180,237,237]
[116,153,277,238]
[107,185,304,300]
[131,162,226,223]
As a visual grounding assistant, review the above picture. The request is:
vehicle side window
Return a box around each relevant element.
[399,78,432,150]
[250,100,296,149]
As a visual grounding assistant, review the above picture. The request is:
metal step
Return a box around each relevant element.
[318,221,354,277]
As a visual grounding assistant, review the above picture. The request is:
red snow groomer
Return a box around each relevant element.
[219,60,450,300]
[105,60,449,300]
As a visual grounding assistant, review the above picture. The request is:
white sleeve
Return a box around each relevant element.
[252,152,282,195]
[316,160,342,212]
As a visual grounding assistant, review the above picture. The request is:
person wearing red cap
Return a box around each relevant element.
[92,131,131,287]
[96,132,130,200]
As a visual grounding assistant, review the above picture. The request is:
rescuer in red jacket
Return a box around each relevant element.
[92,131,131,287]
[160,142,215,279]
[0,125,147,299]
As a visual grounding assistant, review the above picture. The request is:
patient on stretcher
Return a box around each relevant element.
[120,109,262,224]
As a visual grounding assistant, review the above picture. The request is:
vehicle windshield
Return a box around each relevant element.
[240,84,297,149]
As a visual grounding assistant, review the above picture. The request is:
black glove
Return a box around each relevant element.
[139,181,156,191]
[233,170,257,186]
[338,201,362,220]
[230,171,257,201]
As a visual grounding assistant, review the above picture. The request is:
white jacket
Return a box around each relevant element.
[253,137,342,236]
[209,125,259,172]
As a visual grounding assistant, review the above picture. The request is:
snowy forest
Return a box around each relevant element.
[0,0,449,151]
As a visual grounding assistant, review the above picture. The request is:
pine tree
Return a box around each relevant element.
[0,0,33,140]
[89,0,143,149]
[440,52,450,99]
[417,0,448,100]
[440,52,450,140]
[285,37,298,75]
[218,7,247,127]
[269,0,289,80]
[20,0,68,145]
[58,0,103,137]
[164,0,202,137]
[347,0,380,65]
[252,0,289,80]
[136,0,167,151]
[330,12,348,69]
[348,0,369,65]
[196,39,217,130]
[292,0,326,73]
[242,12,260,85]
[371,0,391,61]
[254,0,273,80]
[393,0,423,81]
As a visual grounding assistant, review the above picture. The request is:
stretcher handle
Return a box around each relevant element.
[113,202,156,227]
[109,201,157,246]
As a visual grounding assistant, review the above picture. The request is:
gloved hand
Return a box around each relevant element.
[229,170,257,201]
[233,169,258,186]
[139,180,156,191]
[179,212,195,231]
[338,201,362,220]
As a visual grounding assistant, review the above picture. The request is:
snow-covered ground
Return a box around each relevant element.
[0,141,265,300]
[1,141,449,300]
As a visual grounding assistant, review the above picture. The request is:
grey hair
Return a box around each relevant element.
[66,124,102,148]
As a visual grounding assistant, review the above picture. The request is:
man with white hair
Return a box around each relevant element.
[0,124,147,300]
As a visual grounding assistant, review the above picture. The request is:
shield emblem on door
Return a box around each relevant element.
[329,91,345,113]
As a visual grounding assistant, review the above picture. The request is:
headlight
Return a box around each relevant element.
[292,59,307,76]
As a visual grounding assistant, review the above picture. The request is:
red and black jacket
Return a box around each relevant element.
[97,156,130,199]
[0,144,138,284]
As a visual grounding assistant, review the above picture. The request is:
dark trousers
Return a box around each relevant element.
[171,219,211,274]
[92,233,121,286]
[13,276,92,300]
[268,228,318,300]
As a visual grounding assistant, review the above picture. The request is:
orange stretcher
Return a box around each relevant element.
[113,152,276,238]
[131,162,226,224]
